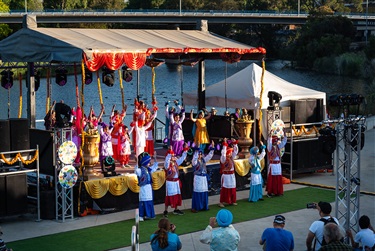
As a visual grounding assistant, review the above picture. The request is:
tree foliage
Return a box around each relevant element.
[292,15,356,68]
[0,0,12,40]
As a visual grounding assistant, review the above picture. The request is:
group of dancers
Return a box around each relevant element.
[47,99,287,222]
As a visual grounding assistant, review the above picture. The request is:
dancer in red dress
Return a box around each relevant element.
[219,138,239,208]
[266,130,287,197]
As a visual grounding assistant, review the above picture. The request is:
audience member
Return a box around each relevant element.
[218,138,239,208]
[248,143,266,202]
[150,218,182,251]
[200,209,240,251]
[259,215,294,251]
[306,201,340,251]
[319,223,352,251]
[347,215,375,251]
[191,141,215,213]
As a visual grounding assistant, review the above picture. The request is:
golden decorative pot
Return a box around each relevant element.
[80,134,99,172]
[234,120,254,159]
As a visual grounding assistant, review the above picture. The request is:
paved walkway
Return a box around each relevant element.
[1,127,374,251]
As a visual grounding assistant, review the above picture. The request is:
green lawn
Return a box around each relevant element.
[7,187,334,251]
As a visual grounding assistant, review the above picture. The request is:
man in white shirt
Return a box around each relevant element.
[306,201,340,251]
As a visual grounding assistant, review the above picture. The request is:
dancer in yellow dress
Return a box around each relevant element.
[190,109,211,152]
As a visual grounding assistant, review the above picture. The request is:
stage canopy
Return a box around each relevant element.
[0,15,266,71]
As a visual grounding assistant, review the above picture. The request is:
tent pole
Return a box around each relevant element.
[198,60,205,110]
[27,62,36,128]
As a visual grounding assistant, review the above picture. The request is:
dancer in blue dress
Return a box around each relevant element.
[248,142,266,202]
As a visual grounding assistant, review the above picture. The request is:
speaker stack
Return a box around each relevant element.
[0,119,10,152]
[9,118,30,151]
[284,138,333,172]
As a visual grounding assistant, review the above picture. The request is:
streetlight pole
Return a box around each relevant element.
[179,0,182,16]
[366,0,368,45]
[298,0,300,16]
[24,0,27,13]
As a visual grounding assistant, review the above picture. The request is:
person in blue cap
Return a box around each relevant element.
[200,209,240,250]
[260,215,294,251]
[134,152,159,221]
[248,142,267,202]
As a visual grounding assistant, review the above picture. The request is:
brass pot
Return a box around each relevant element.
[234,120,254,159]
[80,134,99,171]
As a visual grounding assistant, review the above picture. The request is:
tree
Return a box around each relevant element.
[292,15,356,68]
[0,0,12,40]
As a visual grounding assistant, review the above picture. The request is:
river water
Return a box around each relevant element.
[0,60,372,130]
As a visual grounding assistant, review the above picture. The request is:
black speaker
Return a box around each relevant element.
[0,119,10,152]
[9,118,30,151]
[29,129,54,176]
[290,99,324,124]
[6,173,28,215]
[40,190,56,220]
[284,138,332,171]
[0,176,6,216]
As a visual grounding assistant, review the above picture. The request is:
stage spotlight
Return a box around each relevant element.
[342,94,351,105]
[1,70,14,90]
[102,66,115,87]
[84,68,93,85]
[54,102,72,128]
[55,68,68,86]
[26,69,41,91]
[350,124,366,151]
[328,95,344,106]
[348,93,364,105]
[267,91,282,110]
[122,66,133,82]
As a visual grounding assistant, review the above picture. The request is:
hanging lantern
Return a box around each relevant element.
[122,66,133,82]
[56,68,68,86]
[102,66,115,87]
[85,68,93,85]
[1,70,14,90]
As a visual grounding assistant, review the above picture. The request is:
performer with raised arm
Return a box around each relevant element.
[191,141,215,213]
[169,104,185,156]
[134,151,158,221]
[219,138,239,208]
[190,109,211,152]
[110,104,127,161]
[133,100,158,158]
[248,142,266,202]
[163,143,188,217]
[266,129,287,197]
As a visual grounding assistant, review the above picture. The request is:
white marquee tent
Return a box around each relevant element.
[183,63,326,111]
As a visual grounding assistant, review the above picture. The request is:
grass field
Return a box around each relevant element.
[7,187,335,251]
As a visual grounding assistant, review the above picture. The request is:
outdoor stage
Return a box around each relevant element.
[76,151,253,216]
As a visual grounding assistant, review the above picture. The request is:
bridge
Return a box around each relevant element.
[0,10,374,29]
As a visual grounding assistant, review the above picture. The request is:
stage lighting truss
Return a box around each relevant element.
[328,94,364,106]
[84,68,93,85]
[1,69,14,90]
[102,66,115,87]
[122,66,133,82]
[267,91,282,110]
[55,68,68,86]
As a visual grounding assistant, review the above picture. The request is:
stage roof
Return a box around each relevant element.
[0,15,266,71]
